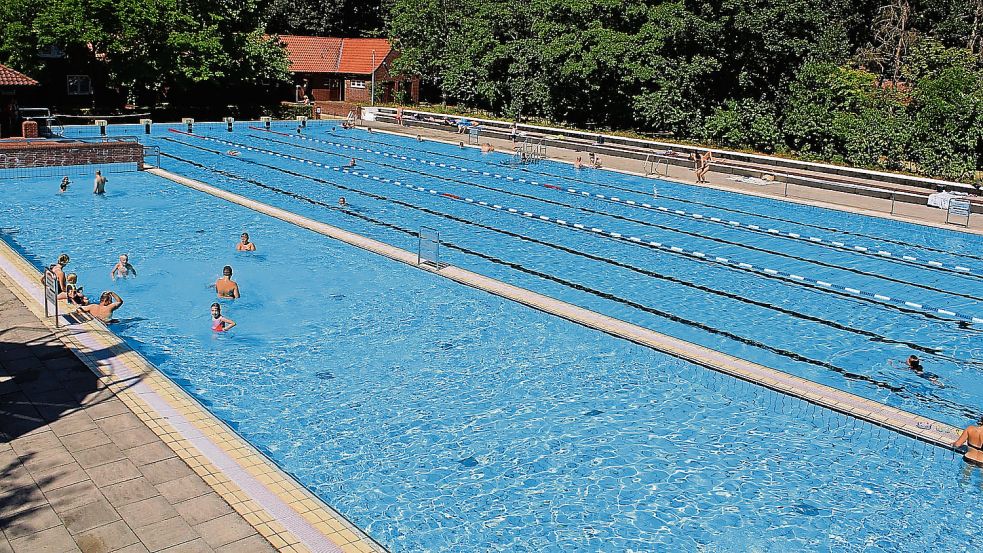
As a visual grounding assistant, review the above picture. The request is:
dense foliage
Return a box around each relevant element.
[0,0,290,107]
[387,0,983,181]
[1,0,980,179]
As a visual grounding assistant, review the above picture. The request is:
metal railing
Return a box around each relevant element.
[142,145,161,169]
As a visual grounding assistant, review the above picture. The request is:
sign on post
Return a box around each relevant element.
[43,268,59,327]
[418,227,440,269]
[946,199,971,227]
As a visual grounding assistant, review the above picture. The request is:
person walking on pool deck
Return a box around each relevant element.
[695,150,713,183]
[210,303,235,332]
[236,232,256,251]
[953,416,983,467]
[110,254,137,279]
[93,170,107,194]
[215,265,240,299]
[77,291,123,322]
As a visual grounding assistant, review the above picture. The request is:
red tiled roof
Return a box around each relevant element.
[280,36,392,75]
[337,39,392,74]
[0,63,38,86]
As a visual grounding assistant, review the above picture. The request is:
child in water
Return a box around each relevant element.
[210,303,236,332]
[110,254,137,280]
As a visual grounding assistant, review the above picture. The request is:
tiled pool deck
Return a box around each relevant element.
[0,238,385,552]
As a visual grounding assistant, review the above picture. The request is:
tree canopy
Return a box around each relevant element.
[388,0,983,181]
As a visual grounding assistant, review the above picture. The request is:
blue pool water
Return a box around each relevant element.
[1,125,979,551]
[103,121,983,428]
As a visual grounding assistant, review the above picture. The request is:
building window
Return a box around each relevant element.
[349,80,366,89]
[67,75,92,96]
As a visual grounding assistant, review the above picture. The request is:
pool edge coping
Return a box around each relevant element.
[0,236,386,553]
[146,166,965,450]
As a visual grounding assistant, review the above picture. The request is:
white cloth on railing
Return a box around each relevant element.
[927,191,968,209]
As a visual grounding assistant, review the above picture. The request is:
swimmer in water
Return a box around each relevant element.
[481,143,494,153]
[77,291,123,323]
[110,254,137,280]
[348,158,357,168]
[574,156,583,169]
[210,303,236,332]
[93,170,107,194]
[906,355,943,386]
[227,150,240,157]
[953,415,983,467]
[236,232,256,251]
[215,265,240,299]
[59,176,70,193]
[338,196,347,207]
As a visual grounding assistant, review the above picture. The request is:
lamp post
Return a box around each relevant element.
[371,50,376,106]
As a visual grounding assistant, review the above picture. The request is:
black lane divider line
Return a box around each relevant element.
[336,128,983,265]
[254,132,983,303]
[158,146,979,419]
[209,132,974,324]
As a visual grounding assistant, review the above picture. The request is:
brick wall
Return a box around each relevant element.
[0,141,144,170]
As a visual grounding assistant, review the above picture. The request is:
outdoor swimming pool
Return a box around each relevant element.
[123,122,983,427]
[1,123,979,551]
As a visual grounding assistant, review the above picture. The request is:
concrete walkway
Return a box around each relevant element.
[0,280,276,553]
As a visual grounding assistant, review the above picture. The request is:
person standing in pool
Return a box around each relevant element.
[236,232,256,251]
[110,254,137,280]
[93,170,107,194]
[59,176,70,193]
[215,265,240,299]
[77,291,123,322]
[210,303,236,332]
[953,416,983,467]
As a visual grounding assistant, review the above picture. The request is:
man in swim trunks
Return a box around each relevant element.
[210,303,236,332]
[236,233,256,251]
[215,266,240,299]
[77,291,123,322]
[93,170,107,194]
[110,254,137,280]
[953,416,983,467]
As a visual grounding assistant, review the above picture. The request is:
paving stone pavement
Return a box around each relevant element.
[0,281,277,552]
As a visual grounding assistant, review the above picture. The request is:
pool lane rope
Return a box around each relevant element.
[251,132,982,304]
[329,127,983,266]
[168,129,983,325]
[253,127,982,280]
[158,147,983,419]
[160,145,955,360]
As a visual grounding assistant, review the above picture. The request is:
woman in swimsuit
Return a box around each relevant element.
[215,266,240,299]
[953,416,983,467]
[210,303,236,332]
[236,233,256,251]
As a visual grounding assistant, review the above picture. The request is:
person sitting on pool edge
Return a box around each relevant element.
[215,265,240,299]
[77,291,123,322]
[44,254,70,295]
[953,415,983,467]
[210,303,236,332]
[61,273,88,305]
[236,232,256,251]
